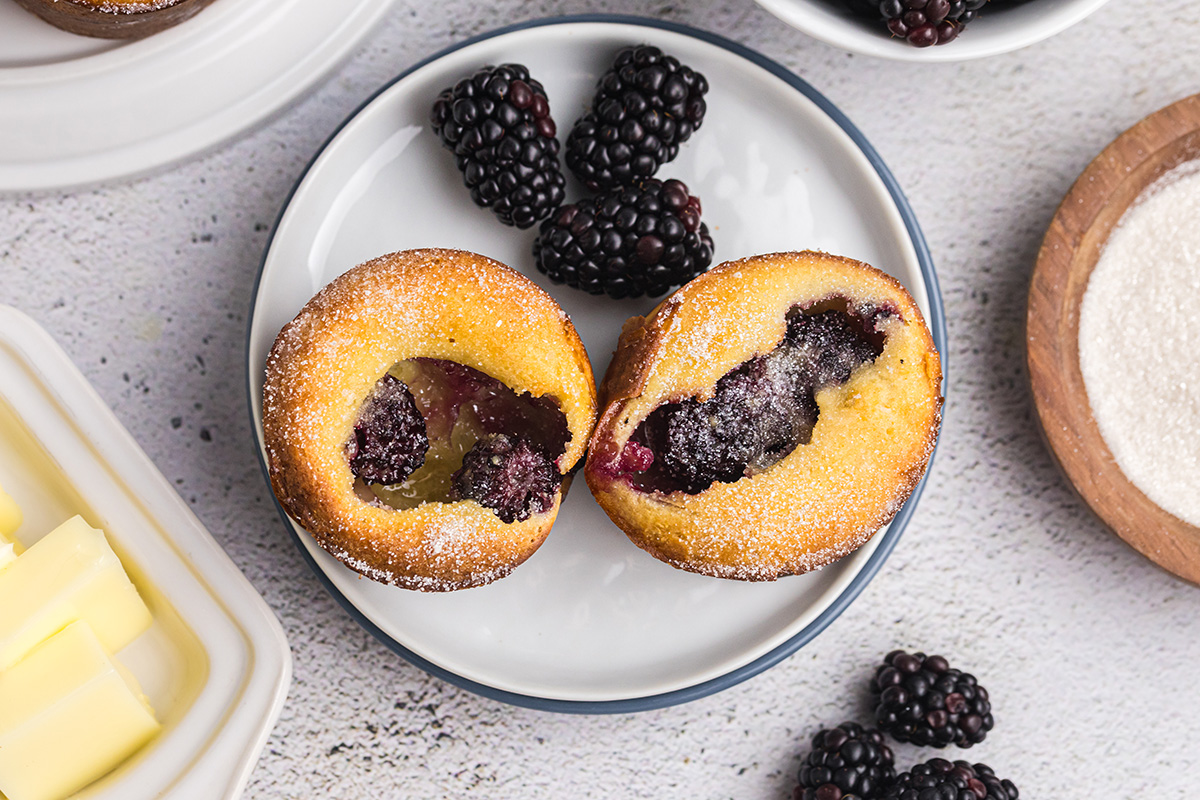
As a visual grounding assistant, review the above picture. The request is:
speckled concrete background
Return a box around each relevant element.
[4,0,1200,797]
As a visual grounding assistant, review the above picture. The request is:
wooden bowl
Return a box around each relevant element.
[1027,93,1200,586]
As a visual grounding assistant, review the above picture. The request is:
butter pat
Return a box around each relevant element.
[0,480,20,570]
[0,481,20,539]
[0,541,15,572]
[0,515,151,670]
[0,621,160,800]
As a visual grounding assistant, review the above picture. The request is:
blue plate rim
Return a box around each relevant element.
[246,12,947,714]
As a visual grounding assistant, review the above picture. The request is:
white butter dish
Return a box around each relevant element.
[0,305,290,800]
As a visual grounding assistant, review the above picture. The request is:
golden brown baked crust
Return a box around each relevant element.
[12,0,217,39]
[585,251,942,581]
[263,249,597,591]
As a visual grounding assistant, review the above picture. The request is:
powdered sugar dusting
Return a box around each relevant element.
[1079,160,1200,526]
[88,0,189,12]
[319,524,514,593]
[590,252,942,581]
[263,250,579,591]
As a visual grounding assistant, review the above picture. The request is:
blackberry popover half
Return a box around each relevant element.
[263,249,596,592]
[585,251,942,580]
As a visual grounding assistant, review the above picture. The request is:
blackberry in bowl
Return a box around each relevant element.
[857,0,991,47]
[752,0,1110,62]
[870,650,994,747]
[795,722,895,800]
[584,251,942,580]
[430,63,566,228]
[565,45,709,191]
[533,178,714,299]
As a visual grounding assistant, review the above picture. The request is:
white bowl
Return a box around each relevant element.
[754,0,1111,61]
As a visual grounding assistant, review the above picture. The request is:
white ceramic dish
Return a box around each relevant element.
[0,0,396,193]
[754,0,1110,62]
[0,305,290,799]
[247,16,946,712]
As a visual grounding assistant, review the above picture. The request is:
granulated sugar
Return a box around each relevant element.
[1078,160,1200,526]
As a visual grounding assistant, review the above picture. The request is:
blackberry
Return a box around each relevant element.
[533,178,713,299]
[452,433,561,523]
[565,45,708,191]
[430,63,566,228]
[872,0,990,46]
[871,651,994,748]
[880,759,1019,800]
[795,722,895,800]
[349,374,429,485]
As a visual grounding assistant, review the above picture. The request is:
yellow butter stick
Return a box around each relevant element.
[0,515,151,670]
[0,621,160,800]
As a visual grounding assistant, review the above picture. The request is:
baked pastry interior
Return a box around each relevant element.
[617,297,892,495]
[349,357,570,524]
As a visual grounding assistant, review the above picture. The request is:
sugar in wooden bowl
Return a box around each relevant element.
[1078,162,1200,529]
[1028,93,1200,586]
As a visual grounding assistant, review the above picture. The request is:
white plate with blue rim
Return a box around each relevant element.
[247,14,947,713]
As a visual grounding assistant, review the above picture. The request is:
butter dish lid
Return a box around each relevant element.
[0,305,291,800]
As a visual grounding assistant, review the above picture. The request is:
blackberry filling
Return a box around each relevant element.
[348,374,429,485]
[453,433,560,523]
[347,358,568,518]
[624,299,894,495]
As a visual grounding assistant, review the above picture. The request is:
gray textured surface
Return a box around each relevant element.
[4,0,1200,797]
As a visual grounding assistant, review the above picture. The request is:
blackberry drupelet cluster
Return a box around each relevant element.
[565,45,709,192]
[349,375,429,485]
[848,0,991,47]
[871,650,994,748]
[452,433,561,523]
[946,0,991,25]
[879,759,1019,800]
[430,63,566,228]
[795,722,895,800]
[533,178,713,299]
